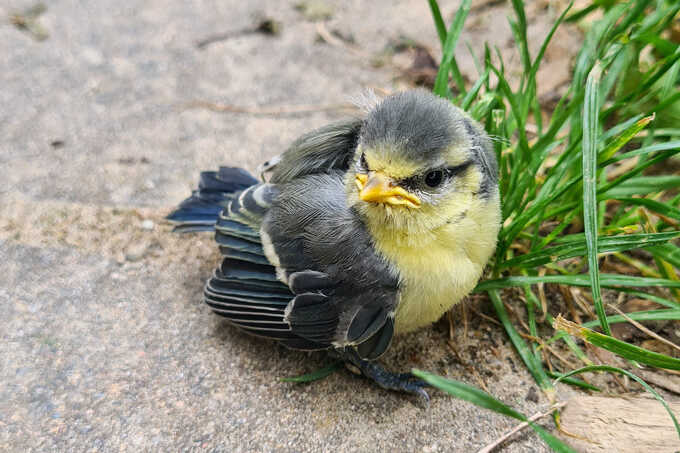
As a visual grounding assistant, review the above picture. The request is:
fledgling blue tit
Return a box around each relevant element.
[168,90,501,399]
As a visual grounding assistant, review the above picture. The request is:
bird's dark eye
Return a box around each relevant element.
[360,152,368,169]
[424,170,444,188]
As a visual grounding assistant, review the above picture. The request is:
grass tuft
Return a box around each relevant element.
[428,0,680,448]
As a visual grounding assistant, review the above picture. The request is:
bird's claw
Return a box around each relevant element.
[347,357,430,404]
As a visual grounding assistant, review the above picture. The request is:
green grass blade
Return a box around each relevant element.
[633,31,679,57]
[565,2,599,23]
[635,45,680,98]
[527,2,573,98]
[650,129,680,137]
[488,64,530,158]
[413,370,523,419]
[427,0,447,49]
[611,0,648,37]
[489,290,554,394]
[537,211,578,249]
[600,114,645,141]
[648,243,680,270]
[533,91,584,154]
[523,286,541,363]
[500,232,680,270]
[509,0,531,88]
[614,197,680,221]
[412,369,576,453]
[544,311,593,366]
[460,68,489,110]
[655,90,680,114]
[604,45,680,116]
[546,371,600,391]
[433,0,471,97]
[475,274,680,292]
[616,288,680,310]
[600,140,680,166]
[572,4,625,87]
[603,173,680,198]
[598,115,653,161]
[583,62,610,335]
[554,316,680,370]
[553,365,680,439]
[449,59,466,96]
[581,309,680,328]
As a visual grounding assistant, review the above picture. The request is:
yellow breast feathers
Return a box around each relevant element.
[368,193,500,333]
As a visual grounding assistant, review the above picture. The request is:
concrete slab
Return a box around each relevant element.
[1,1,582,451]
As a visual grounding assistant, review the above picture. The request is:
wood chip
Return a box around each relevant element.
[558,395,680,452]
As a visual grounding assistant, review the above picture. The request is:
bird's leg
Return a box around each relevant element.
[331,349,430,401]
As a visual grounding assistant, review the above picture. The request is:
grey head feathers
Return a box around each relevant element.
[262,89,498,198]
[360,89,498,198]
[359,90,460,163]
[462,117,498,198]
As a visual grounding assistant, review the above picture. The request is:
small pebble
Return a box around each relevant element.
[125,242,148,262]
[141,219,154,230]
[525,386,539,403]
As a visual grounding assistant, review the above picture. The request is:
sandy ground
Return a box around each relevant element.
[1,1,585,451]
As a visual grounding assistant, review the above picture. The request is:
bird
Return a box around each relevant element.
[167,89,501,399]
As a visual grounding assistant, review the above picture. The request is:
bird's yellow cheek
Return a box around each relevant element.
[355,171,421,209]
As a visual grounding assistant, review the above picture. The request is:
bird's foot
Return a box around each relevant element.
[351,360,430,402]
[336,350,430,403]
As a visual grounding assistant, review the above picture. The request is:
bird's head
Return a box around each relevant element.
[346,90,499,242]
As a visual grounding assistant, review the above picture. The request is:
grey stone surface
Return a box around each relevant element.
[1,1,581,451]
[1,240,553,452]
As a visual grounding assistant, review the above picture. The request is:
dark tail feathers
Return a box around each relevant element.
[167,167,258,233]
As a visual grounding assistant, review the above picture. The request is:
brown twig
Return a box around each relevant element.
[542,347,555,373]
[558,285,581,324]
[462,300,469,341]
[543,342,579,371]
[195,18,282,49]
[654,211,680,228]
[446,341,490,393]
[476,402,568,453]
[608,304,680,353]
[195,30,241,48]
[556,424,600,444]
[570,287,597,320]
[448,309,456,341]
[315,22,369,59]
[470,306,503,327]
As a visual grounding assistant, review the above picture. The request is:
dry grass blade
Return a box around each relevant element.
[553,315,680,370]
[608,304,680,353]
[315,22,368,58]
[477,402,568,453]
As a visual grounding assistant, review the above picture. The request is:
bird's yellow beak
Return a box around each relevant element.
[355,172,421,208]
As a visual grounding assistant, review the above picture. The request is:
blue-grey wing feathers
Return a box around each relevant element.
[264,172,399,359]
[167,167,258,232]
[168,121,400,360]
